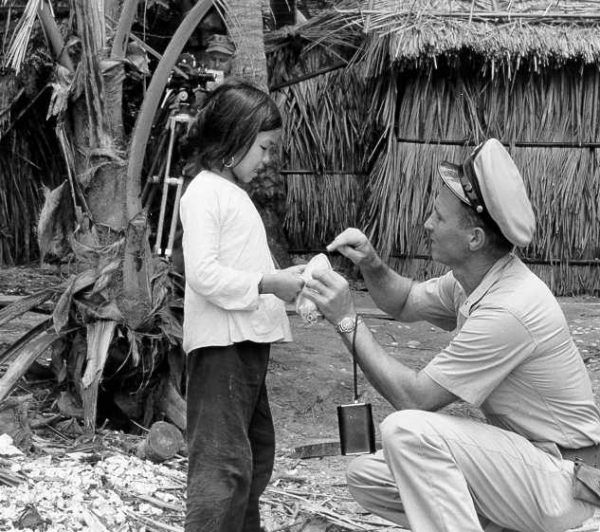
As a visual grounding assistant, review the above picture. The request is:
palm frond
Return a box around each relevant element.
[4,0,41,74]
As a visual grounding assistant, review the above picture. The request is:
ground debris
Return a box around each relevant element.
[261,451,405,532]
[0,428,406,532]
[0,430,186,532]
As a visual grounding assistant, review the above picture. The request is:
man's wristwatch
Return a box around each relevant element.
[336,315,361,334]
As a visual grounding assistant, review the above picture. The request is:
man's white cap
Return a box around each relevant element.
[437,139,535,247]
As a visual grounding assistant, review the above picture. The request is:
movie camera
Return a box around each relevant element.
[167,53,216,95]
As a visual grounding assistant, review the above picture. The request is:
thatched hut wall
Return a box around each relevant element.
[271,65,380,252]
[367,60,600,295]
[269,0,600,295]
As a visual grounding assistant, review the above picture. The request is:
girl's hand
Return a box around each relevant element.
[261,271,305,302]
[283,264,307,276]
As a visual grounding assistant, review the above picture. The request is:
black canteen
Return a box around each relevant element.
[337,402,376,455]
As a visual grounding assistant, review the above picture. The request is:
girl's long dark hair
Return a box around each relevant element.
[184,78,282,174]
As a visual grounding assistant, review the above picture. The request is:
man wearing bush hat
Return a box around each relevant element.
[302,138,600,532]
[205,34,235,78]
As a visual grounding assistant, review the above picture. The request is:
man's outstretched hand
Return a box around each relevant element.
[326,228,381,270]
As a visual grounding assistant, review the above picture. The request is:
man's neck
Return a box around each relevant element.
[453,252,508,295]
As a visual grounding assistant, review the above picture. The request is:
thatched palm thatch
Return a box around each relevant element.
[0,69,65,265]
[273,66,378,251]
[281,1,600,65]
[267,0,600,295]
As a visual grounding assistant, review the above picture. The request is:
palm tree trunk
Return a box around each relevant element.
[225,0,269,89]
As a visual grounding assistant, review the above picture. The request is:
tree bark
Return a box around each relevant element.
[136,421,184,462]
[226,0,269,89]
[72,0,127,230]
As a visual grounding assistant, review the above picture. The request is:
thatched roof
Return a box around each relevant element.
[267,0,600,77]
[267,1,600,296]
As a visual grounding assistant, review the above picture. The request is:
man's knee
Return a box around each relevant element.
[346,454,383,511]
[346,454,372,490]
[380,409,428,449]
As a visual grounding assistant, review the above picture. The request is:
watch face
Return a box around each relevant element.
[338,316,355,333]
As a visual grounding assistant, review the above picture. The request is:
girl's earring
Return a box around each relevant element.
[223,156,235,168]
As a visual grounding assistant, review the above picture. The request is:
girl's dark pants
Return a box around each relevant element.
[185,342,274,532]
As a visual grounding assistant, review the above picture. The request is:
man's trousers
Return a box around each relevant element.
[347,410,595,532]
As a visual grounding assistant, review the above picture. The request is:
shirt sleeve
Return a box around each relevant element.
[424,306,535,407]
[180,183,262,311]
[399,272,460,331]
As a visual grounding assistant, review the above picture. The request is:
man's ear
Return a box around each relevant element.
[468,226,486,251]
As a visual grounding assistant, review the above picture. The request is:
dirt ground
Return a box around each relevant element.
[1,266,600,530]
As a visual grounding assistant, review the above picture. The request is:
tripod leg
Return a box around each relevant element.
[165,177,184,258]
[154,117,178,255]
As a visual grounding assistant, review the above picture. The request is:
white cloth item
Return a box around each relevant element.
[295,253,332,324]
[180,170,291,352]
[347,410,595,532]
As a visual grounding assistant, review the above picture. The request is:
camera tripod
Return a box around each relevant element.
[142,57,215,259]
[153,107,191,258]
[141,89,193,258]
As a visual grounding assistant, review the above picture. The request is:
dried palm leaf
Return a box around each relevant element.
[3,0,41,74]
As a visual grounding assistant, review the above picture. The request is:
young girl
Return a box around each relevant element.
[179,79,305,532]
